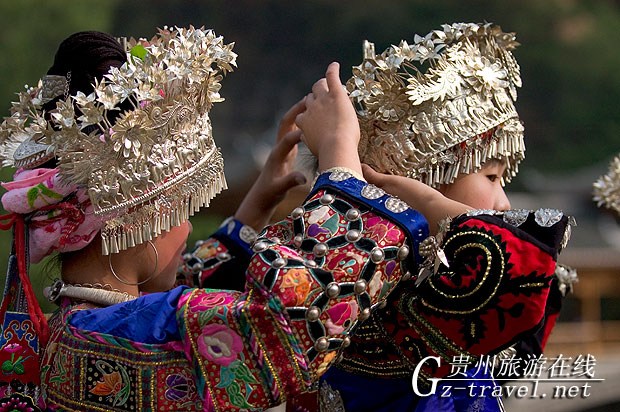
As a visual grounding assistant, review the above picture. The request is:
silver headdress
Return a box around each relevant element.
[593,154,620,215]
[0,26,237,254]
[347,23,525,187]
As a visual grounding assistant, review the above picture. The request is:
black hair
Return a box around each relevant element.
[42,30,126,111]
[39,31,130,169]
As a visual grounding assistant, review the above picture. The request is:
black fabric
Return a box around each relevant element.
[199,232,252,292]
[455,213,568,260]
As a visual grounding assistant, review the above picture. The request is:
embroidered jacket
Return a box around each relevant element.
[176,217,255,292]
[39,171,429,411]
[321,208,572,411]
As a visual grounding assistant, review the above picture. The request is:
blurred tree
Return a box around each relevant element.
[106,0,619,175]
[0,0,618,310]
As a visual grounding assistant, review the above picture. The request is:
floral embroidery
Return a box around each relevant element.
[324,251,364,279]
[1,342,31,376]
[316,351,337,377]
[368,272,383,297]
[308,205,330,225]
[325,300,358,335]
[0,392,40,412]
[384,260,397,281]
[26,182,63,209]
[365,216,402,244]
[90,371,123,396]
[190,291,235,312]
[308,223,330,237]
[165,372,193,401]
[193,239,220,260]
[217,360,259,409]
[280,269,312,306]
[197,324,243,367]
[266,222,293,244]
[87,361,131,407]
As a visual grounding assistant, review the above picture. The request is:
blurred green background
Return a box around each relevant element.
[0,0,619,312]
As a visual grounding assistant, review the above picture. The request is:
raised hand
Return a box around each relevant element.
[234,99,308,231]
[295,62,362,176]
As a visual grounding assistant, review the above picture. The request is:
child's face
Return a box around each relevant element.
[440,161,511,211]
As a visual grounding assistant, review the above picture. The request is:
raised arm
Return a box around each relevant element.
[175,63,430,410]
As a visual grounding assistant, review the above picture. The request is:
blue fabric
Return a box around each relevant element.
[215,217,254,256]
[322,366,504,412]
[311,172,430,265]
[69,286,187,344]
[415,368,504,412]
[321,368,420,412]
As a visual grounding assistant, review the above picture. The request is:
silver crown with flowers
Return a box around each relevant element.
[347,23,525,188]
[0,26,237,255]
[593,154,620,215]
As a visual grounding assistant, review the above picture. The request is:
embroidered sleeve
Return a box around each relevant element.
[338,208,573,384]
[176,218,256,291]
[176,171,429,410]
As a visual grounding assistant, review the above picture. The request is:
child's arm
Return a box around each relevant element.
[362,164,470,234]
[177,101,308,291]
[295,62,362,177]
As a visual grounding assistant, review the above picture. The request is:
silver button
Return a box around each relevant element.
[252,241,268,253]
[314,337,329,352]
[306,306,321,322]
[397,245,410,260]
[359,308,371,321]
[345,208,360,221]
[370,247,385,263]
[320,194,335,205]
[313,243,328,257]
[272,257,287,268]
[345,229,361,242]
[354,280,367,295]
[293,234,303,247]
[304,259,318,268]
[325,282,341,298]
[342,336,351,348]
[291,207,305,219]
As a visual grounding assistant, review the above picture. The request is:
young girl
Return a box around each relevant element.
[0,29,428,411]
[315,23,575,412]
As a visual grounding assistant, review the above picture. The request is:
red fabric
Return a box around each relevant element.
[541,312,559,350]
[0,212,50,347]
[383,217,556,380]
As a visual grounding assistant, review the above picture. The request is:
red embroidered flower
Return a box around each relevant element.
[3,343,21,353]
[197,324,243,366]
[190,292,235,312]
[365,217,402,244]
[325,300,358,334]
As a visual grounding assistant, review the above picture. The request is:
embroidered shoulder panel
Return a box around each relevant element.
[41,311,203,412]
